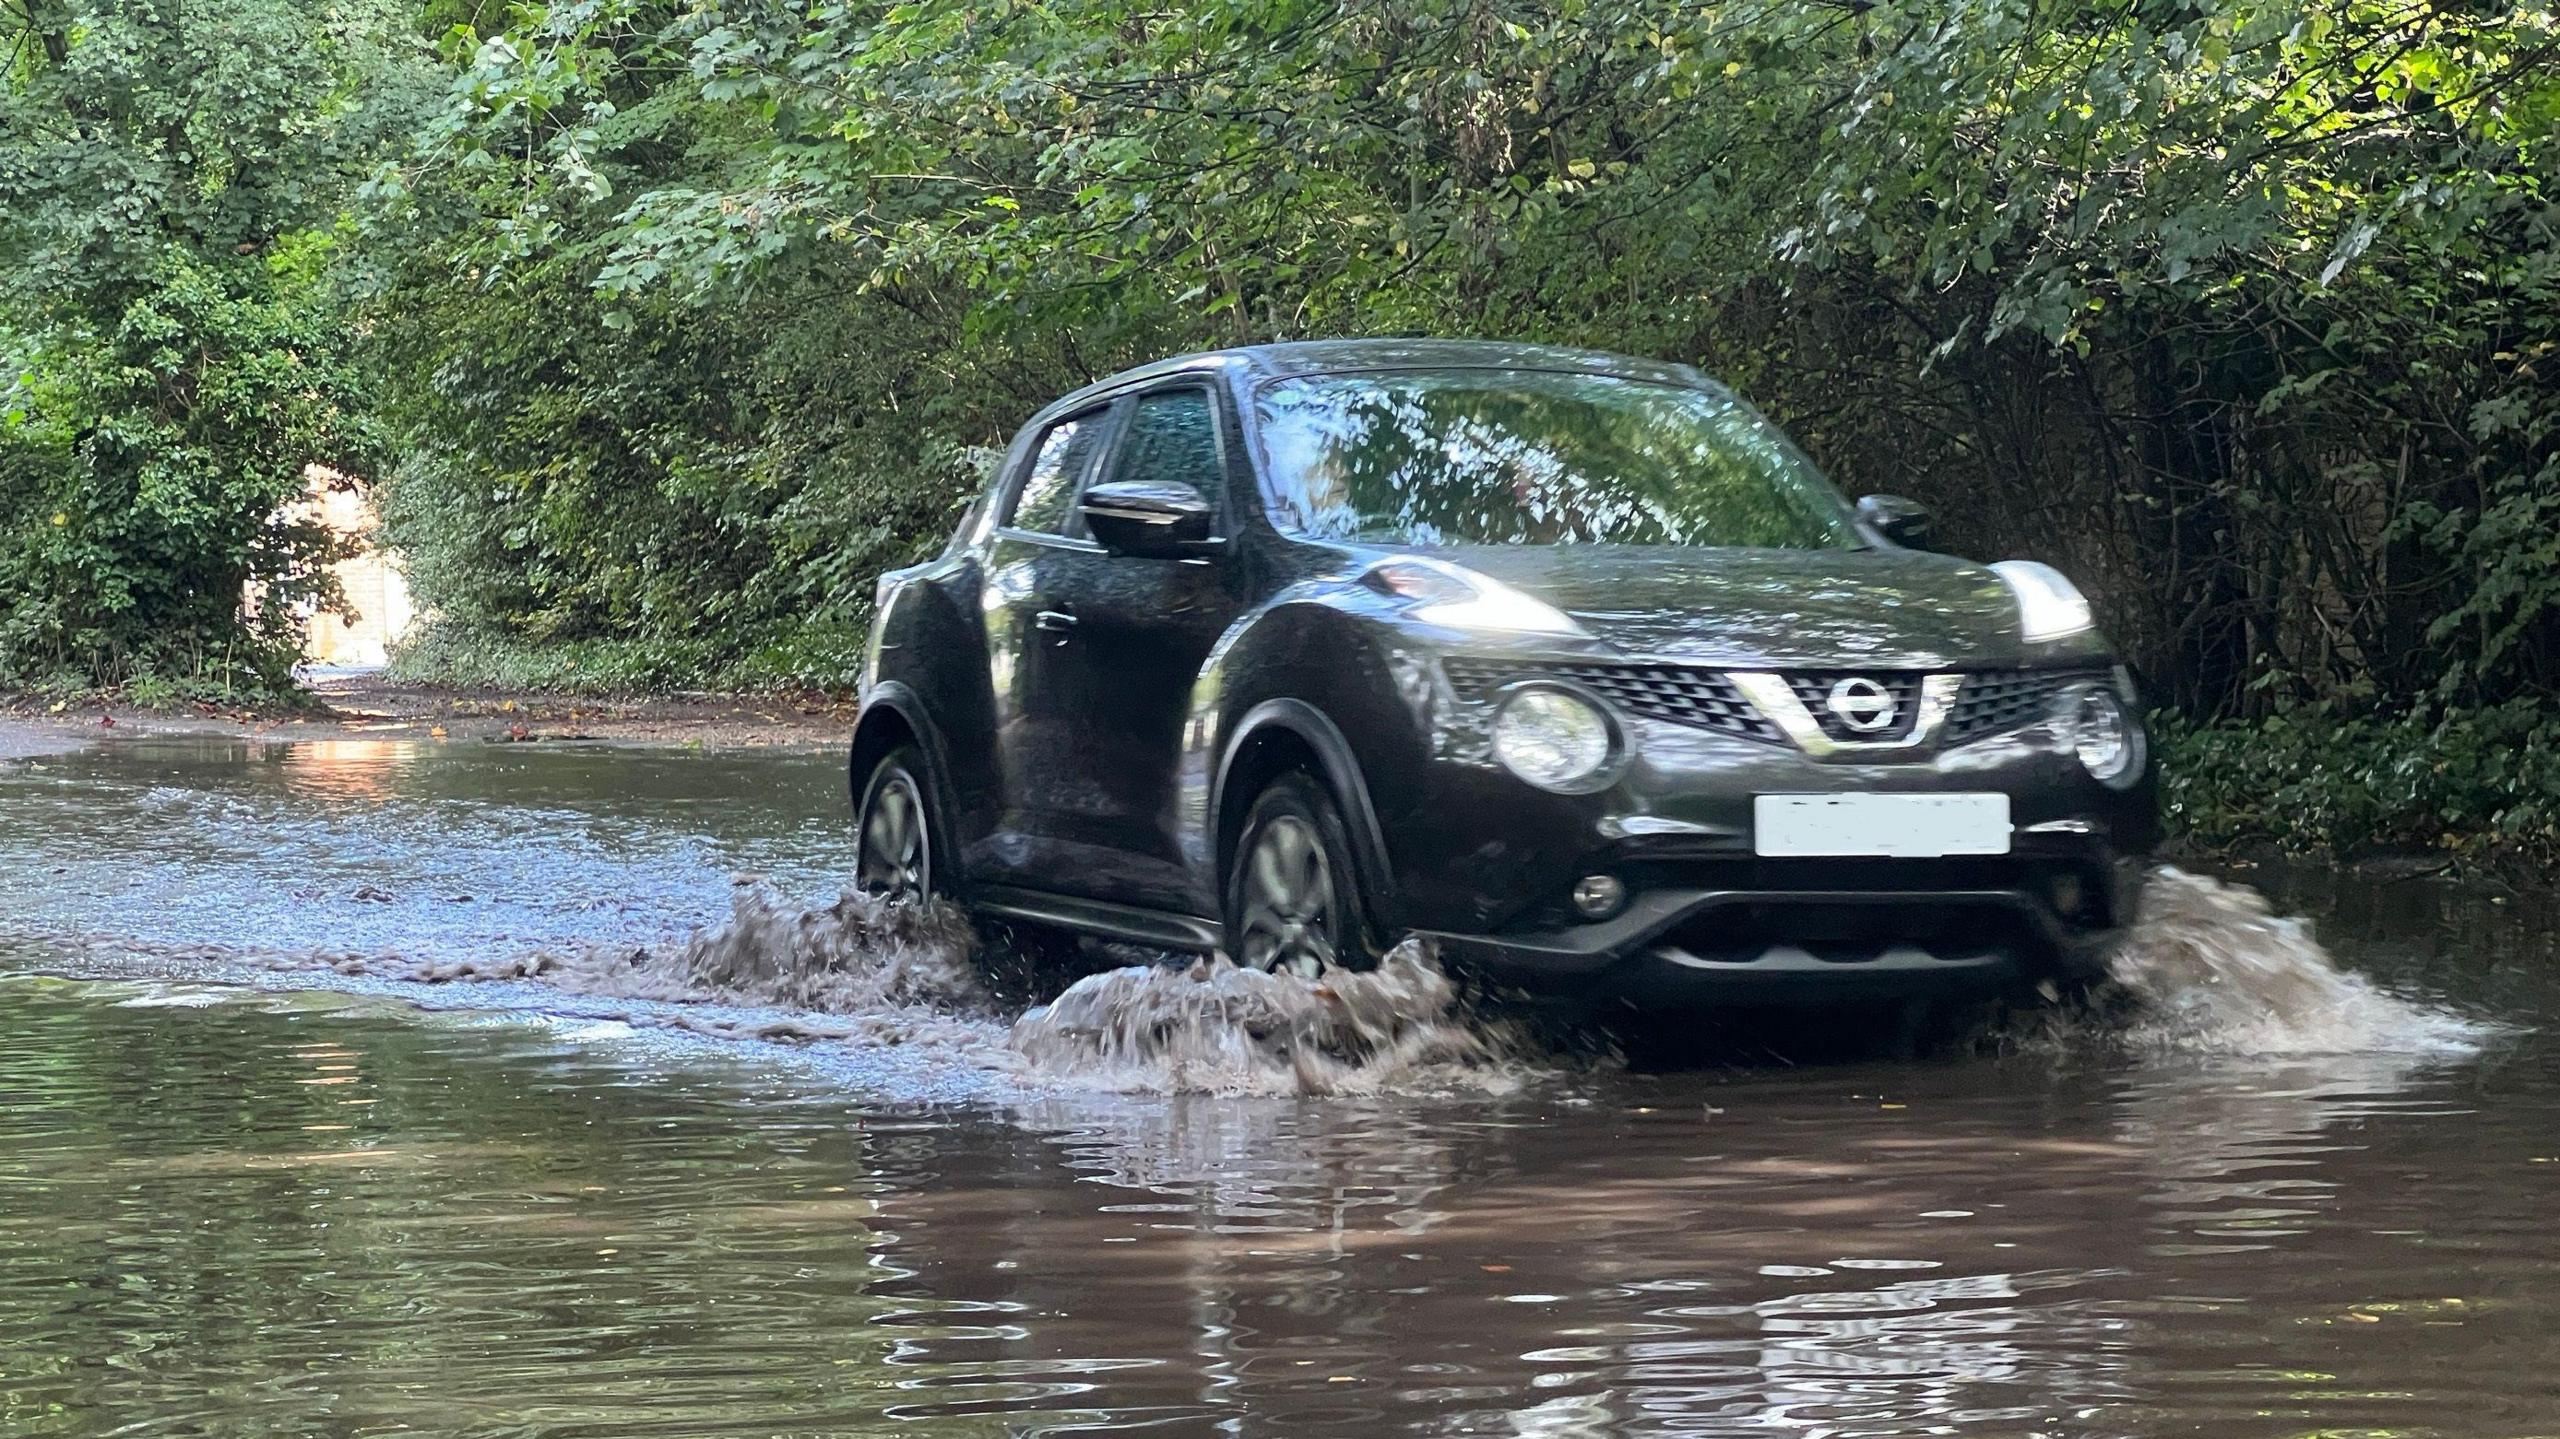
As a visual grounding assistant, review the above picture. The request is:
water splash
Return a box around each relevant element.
[585,889,1541,1095]
[2108,867,2491,1056]
[586,890,1538,1094]
[6,883,1542,1097]
[1009,940,1539,1097]
[11,865,2496,1086]
[509,885,1010,1052]
[625,883,990,1015]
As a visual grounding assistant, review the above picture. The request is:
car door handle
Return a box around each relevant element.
[1034,609,1078,634]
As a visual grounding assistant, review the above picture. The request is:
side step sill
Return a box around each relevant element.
[968,885,1223,954]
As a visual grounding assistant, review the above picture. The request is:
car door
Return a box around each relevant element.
[974,399,1125,890]
[1022,383,1250,913]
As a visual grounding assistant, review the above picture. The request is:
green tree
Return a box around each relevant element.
[360,2,1004,686]
[0,0,429,692]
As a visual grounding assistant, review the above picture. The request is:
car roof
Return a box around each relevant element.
[1043,338,1711,414]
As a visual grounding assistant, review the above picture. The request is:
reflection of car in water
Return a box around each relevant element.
[852,340,2156,1004]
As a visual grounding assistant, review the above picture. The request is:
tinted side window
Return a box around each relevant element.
[1007,410,1108,534]
[1108,390,1223,499]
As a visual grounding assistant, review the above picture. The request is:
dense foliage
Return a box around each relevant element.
[384,0,2560,723]
[2161,702,2560,872]
[0,0,426,691]
[3,0,2555,857]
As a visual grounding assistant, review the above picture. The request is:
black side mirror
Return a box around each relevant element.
[1856,494,1934,549]
[1081,479,1216,558]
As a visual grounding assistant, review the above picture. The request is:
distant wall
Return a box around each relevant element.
[286,471,415,669]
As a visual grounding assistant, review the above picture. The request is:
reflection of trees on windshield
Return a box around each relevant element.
[1255,371,1857,549]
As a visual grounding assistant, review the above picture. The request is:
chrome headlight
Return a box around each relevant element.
[2071,688,2142,787]
[1492,686,1617,792]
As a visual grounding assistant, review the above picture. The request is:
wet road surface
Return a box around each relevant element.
[2,735,2554,1437]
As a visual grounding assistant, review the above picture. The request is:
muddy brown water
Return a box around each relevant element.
[2,735,2554,1437]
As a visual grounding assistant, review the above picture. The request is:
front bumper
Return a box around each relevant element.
[1361,645,2160,1003]
[1421,854,2146,1006]
[1376,668,2160,1005]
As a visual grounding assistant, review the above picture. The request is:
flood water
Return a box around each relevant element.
[3,735,2555,1437]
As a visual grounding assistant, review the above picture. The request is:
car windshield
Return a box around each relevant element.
[1253,369,1859,549]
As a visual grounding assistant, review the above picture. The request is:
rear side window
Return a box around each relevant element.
[1007,410,1109,534]
[1108,389,1224,498]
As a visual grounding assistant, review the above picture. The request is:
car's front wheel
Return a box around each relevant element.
[854,744,938,904]
[1226,773,1381,976]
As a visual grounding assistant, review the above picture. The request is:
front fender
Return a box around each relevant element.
[849,681,973,895]
[1213,698,1400,907]
[1179,593,1442,922]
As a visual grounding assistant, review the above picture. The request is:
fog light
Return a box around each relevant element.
[2071,689,2142,787]
[2050,873,2084,917]
[1492,685,1615,792]
[1572,874,1627,919]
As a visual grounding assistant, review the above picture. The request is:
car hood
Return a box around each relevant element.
[1405,545,2044,669]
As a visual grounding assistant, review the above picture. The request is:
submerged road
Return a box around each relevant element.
[0,733,2552,1436]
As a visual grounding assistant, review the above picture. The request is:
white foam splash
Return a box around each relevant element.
[1008,940,1539,1097]
[493,885,1008,1054]
[576,891,1539,1094]
[632,884,990,1014]
[2108,867,2491,1056]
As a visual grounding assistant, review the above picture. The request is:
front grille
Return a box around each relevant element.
[1942,668,2109,745]
[1442,659,1784,745]
[1447,659,2112,753]
[1783,671,1927,743]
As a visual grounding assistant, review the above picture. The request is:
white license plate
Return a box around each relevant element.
[1753,793,2011,858]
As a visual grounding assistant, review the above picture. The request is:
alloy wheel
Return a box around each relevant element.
[857,766,932,903]
[1237,814,1339,977]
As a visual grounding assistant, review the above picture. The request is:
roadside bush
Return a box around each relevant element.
[0,249,375,694]
[2160,703,2560,871]
[384,619,872,697]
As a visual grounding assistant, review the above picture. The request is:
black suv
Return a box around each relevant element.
[852,341,2156,1004]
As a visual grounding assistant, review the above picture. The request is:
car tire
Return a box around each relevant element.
[855,745,1091,999]
[1225,771,1382,976]
[854,743,942,905]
